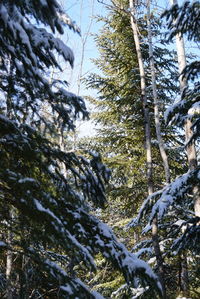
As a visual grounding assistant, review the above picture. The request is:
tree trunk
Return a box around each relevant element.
[152,217,166,298]
[129,0,153,195]
[147,0,170,184]
[170,0,199,198]
[175,27,197,171]
[170,0,199,296]
[129,1,166,297]
[178,252,190,298]
[6,224,13,299]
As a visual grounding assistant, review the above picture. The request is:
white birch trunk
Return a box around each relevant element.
[6,245,13,299]
[147,0,170,184]
[170,0,199,296]
[169,0,200,217]
[129,0,153,195]
[129,1,166,296]
[6,221,13,299]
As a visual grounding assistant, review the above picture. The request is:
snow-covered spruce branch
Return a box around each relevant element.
[129,167,200,227]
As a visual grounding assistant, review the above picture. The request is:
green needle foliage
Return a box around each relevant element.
[83,1,189,297]
[85,1,182,218]
[0,0,162,298]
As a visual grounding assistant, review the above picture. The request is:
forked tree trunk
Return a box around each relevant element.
[147,0,170,184]
[129,1,166,297]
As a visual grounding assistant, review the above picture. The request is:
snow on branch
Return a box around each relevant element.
[25,247,103,299]
[162,1,200,42]
[130,168,200,227]
[165,84,200,127]
[79,213,162,296]
[0,4,74,72]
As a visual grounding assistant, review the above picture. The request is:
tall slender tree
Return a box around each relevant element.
[166,0,199,295]
[129,0,153,195]
[170,0,200,219]
[86,0,182,297]
[0,1,163,298]
[147,0,170,185]
[129,1,166,295]
[134,0,200,297]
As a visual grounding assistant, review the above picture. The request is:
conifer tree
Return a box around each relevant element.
[85,0,183,297]
[0,0,162,298]
[86,0,180,217]
[133,0,200,297]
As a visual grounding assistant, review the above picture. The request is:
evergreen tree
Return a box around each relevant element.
[86,3,181,219]
[84,1,184,297]
[0,1,162,298]
[132,1,200,297]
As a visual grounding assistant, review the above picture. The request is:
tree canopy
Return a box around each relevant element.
[0,0,162,298]
[0,0,200,298]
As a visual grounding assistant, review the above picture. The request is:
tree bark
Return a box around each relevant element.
[178,252,190,297]
[6,222,13,299]
[129,0,153,195]
[170,0,199,200]
[147,0,170,184]
[129,1,166,297]
[175,30,197,171]
[152,217,166,298]
[170,0,199,296]
[5,68,14,296]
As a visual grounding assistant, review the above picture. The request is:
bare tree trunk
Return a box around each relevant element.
[129,0,153,195]
[6,218,13,299]
[175,27,197,171]
[170,0,199,296]
[77,0,95,96]
[170,0,199,202]
[5,62,14,299]
[129,1,166,297]
[178,252,190,297]
[152,217,166,298]
[147,0,170,184]
[6,248,13,299]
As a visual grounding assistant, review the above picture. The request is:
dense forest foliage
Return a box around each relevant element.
[0,0,199,298]
[85,0,200,298]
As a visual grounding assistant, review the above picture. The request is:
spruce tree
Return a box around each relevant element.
[133,1,200,297]
[85,1,183,297]
[0,0,162,298]
[137,0,200,260]
[86,2,180,219]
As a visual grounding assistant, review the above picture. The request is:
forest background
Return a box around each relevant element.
[65,0,200,298]
[0,0,199,298]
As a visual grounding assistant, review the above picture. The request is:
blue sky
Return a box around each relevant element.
[60,1,108,136]
[59,0,199,137]
[63,1,106,95]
